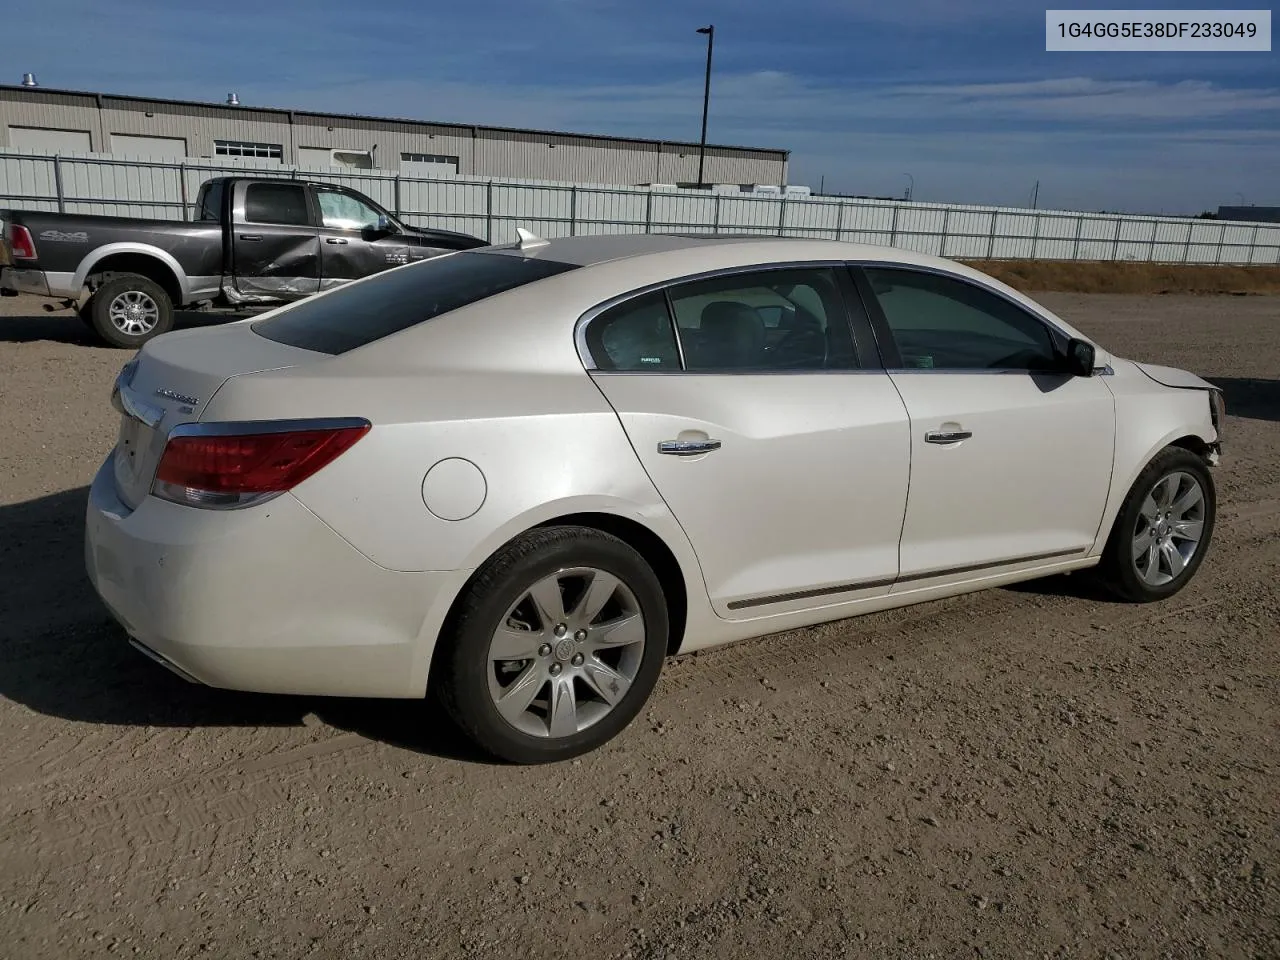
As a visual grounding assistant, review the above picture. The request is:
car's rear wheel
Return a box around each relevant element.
[1097,447,1216,602]
[435,526,669,764]
[88,274,174,348]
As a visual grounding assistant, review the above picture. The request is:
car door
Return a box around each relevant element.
[314,185,410,289]
[852,265,1116,586]
[583,264,911,619]
[231,181,320,299]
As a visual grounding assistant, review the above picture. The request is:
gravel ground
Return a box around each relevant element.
[1,293,1276,960]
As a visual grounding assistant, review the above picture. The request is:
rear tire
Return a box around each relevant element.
[1096,447,1216,603]
[88,274,174,349]
[434,526,669,764]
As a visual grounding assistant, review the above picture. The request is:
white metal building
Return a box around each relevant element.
[0,82,789,187]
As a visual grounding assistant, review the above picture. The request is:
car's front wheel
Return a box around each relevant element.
[434,526,669,764]
[1097,446,1216,602]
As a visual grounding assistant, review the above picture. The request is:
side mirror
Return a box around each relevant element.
[1065,338,1096,377]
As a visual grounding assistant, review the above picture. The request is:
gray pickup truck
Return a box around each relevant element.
[0,176,486,347]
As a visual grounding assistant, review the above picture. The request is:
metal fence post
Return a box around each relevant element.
[1146,220,1157,262]
[179,162,189,221]
[485,181,494,243]
[644,191,653,234]
[1071,214,1083,260]
[569,185,577,237]
[1247,223,1260,265]
[986,211,997,259]
[1030,212,1041,260]
[778,195,788,237]
[835,200,846,242]
[1214,222,1225,265]
[890,205,900,247]
[394,175,402,218]
[712,193,721,235]
[940,208,952,258]
[1182,221,1193,263]
[52,155,66,213]
[1111,219,1122,261]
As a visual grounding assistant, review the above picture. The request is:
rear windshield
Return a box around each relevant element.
[251,252,579,354]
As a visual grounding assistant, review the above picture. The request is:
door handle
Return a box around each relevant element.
[326,237,349,245]
[925,430,973,444]
[658,439,722,456]
[239,234,262,241]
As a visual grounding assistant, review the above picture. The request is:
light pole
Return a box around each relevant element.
[902,173,914,201]
[696,25,714,188]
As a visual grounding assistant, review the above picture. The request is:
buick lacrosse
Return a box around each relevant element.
[86,233,1225,763]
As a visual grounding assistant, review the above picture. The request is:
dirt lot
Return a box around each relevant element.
[1,294,1276,960]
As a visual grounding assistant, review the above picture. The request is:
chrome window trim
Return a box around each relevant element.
[575,259,863,374]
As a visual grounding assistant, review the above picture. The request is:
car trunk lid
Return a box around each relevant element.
[110,323,328,510]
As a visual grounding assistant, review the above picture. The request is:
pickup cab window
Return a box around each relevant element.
[196,180,224,222]
[317,189,383,231]
[244,183,311,226]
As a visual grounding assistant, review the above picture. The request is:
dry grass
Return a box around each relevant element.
[961,260,1280,296]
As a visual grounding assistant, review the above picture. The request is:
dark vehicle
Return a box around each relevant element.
[0,177,487,347]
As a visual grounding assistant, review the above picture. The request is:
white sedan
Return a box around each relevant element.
[85,233,1226,763]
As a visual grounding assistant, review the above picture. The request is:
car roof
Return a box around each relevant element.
[479,231,956,272]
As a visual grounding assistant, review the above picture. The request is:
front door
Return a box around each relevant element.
[855,266,1116,585]
[584,265,912,618]
[231,181,320,300]
[314,185,409,289]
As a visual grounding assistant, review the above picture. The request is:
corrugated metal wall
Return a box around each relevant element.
[0,89,788,185]
[2,150,1278,265]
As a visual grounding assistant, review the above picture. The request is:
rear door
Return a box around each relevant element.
[313,184,410,289]
[583,264,911,619]
[231,180,320,299]
[853,265,1116,585]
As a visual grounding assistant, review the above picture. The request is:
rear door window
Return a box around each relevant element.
[252,251,579,354]
[244,182,311,226]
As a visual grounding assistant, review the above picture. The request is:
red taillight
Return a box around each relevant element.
[153,422,369,508]
[8,225,37,260]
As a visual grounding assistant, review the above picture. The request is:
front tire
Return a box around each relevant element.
[88,274,174,348]
[1097,446,1216,603]
[435,526,669,764]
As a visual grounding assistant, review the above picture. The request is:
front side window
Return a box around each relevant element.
[252,251,578,354]
[317,189,384,231]
[862,268,1061,371]
[244,183,310,226]
[667,267,858,371]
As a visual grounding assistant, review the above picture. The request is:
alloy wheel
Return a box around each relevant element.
[486,566,646,739]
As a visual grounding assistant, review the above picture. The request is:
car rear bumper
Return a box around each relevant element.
[84,454,454,698]
[1,266,52,297]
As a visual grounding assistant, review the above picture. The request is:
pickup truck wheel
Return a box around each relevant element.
[89,275,174,348]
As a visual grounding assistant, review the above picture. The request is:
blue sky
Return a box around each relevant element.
[10,0,1278,213]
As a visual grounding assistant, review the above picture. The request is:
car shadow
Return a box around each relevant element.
[1204,376,1280,423]
[0,486,496,764]
[0,308,237,345]
[1002,571,1126,603]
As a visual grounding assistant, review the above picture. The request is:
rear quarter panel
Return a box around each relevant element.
[10,210,222,283]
